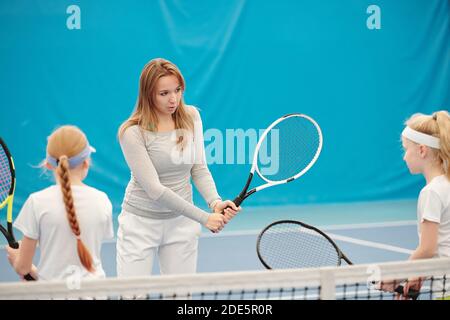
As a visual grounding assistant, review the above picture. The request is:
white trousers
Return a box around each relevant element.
[116,210,202,277]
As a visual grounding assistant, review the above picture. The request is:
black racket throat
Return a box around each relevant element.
[339,252,353,265]
[0,225,17,248]
[232,173,256,207]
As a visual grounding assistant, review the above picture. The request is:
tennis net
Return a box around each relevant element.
[0,258,448,300]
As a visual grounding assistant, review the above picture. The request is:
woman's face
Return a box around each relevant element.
[153,75,182,117]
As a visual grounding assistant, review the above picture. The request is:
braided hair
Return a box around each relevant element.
[46,126,95,273]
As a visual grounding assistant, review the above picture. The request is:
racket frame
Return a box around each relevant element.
[256,219,353,270]
[0,137,17,247]
[233,113,323,206]
[257,219,420,299]
[0,137,35,281]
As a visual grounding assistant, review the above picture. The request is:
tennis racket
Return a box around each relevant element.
[230,113,323,207]
[256,220,419,299]
[0,137,35,281]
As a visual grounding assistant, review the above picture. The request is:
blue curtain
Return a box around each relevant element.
[0,0,448,217]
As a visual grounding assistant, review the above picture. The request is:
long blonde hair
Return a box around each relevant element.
[118,58,194,147]
[46,125,95,273]
[405,110,450,180]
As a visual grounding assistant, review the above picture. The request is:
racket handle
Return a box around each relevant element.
[218,196,244,216]
[9,241,36,281]
[9,241,19,249]
[23,274,35,281]
[232,196,244,207]
[394,285,420,300]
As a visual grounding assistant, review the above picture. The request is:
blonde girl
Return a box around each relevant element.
[398,110,450,299]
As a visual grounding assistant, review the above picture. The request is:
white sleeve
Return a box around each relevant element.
[418,189,443,223]
[190,107,222,208]
[13,196,39,240]
[119,125,166,201]
[119,125,209,224]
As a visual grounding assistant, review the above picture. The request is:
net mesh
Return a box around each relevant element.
[257,115,321,182]
[0,258,448,300]
[257,221,341,269]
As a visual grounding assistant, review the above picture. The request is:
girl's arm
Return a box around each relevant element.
[399,220,439,298]
[409,219,439,260]
[6,236,39,279]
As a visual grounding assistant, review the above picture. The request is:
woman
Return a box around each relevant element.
[117,58,241,277]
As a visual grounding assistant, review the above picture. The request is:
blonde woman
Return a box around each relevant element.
[7,126,113,281]
[117,58,240,277]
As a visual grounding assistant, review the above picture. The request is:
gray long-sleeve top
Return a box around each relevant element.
[119,106,221,225]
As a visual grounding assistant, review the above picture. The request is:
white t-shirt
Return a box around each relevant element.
[14,184,114,281]
[417,175,450,258]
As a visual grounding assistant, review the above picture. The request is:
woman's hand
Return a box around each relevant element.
[205,213,226,233]
[213,200,242,223]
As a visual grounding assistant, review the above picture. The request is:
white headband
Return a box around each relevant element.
[402,126,440,149]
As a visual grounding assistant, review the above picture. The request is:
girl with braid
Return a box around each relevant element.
[6,125,113,281]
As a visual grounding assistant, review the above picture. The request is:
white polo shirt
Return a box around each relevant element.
[14,184,114,281]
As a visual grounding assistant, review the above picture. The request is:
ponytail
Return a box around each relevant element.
[434,111,450,180]
[57,155,95,273]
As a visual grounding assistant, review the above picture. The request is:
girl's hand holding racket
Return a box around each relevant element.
[6,243,19,266]
[396,277,423,300]
[0,137,35,280]
[6,243,38,281]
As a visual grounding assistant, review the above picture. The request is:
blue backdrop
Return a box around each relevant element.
[0,0,448,218]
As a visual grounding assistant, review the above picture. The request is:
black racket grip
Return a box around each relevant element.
[218,196,243,216]
[209,195,244,232]
[394,285,420,300]
[9,241,36,281]
[232,196,244,208]
[23,274,35,281]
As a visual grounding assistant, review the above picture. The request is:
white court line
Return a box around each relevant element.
[200,220,417,238]
[326,233,413,255]
[0,221,417,253]
[200,220,416,255]
[320,220,416,231]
